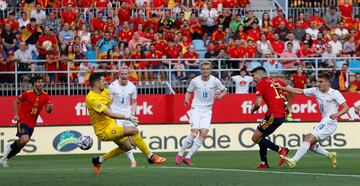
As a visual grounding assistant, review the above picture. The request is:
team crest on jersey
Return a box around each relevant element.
[97,104,102,109]
[111,130,116,134]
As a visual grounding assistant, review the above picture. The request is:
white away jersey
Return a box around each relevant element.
[303,87,346,119]
[231,75,253,94]
[187,75,226,111]
[108,80,137,116]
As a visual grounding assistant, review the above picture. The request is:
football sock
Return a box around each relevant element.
[293,141,310,161]
[7,140,23,159]
[259,138,280,152]
[126,150,136,162]
[259,144,268,165]
[310,143,329,157]
[132,133,152,158]
[102,147,126,161]
[178,134,196,156]
[185,138,204,159]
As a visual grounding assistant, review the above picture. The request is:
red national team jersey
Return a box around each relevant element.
[18,90,51,128]
[292,74,307,89]
[256,78,287,118]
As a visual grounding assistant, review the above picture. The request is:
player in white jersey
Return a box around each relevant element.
[108,66,138,167]
[176,61,227,166]
[275,72,349,169]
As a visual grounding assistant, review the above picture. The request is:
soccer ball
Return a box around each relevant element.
[42,40,52,51]
[77,135,93,150]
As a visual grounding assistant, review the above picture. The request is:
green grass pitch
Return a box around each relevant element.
[1,150,360,186]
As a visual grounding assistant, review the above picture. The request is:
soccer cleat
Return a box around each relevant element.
[148,154,166,164]
[129,161,137,168]
[283,156,296,169]
[256,163,269,169]
[0,157,9,168]
[92,157,102,175]
[175,155,183,165]
[183,158,192,166]
[278,147,289,166]
[328,152,337,169]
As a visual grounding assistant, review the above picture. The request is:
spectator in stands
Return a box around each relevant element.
[293,21,306,41]
[4,13,19,33]
[321,44,336,67]
[342,36,356,57]
[231,67,253,94]
[61,3,77,29]
[117,1,131,27]
[14,42,34,81]
[275,21,290,41]
[78,25,91,49]
[199,1,218,35]
[247,22,261,42]
[183,44,199,77]
[334,21,349,43]
[325,6,341,29]
[22,18,41,58]
[285,33,300,53]
[312,32,326,57]
[128,31,150,52]
[45,11,60,34]
[30,3,46,26]
[303,33,314,47]
[280,42,301,69]
[159,9,175,32]
[331,63,349,92]
[243,10,259,32]
[309,8,325,29]
[18,12,30,29]
[291,66,307,89]
[230,14,243,34]
[96,31,118,58]
[297,12,309,29]
[306,21,319,40]
[339,0,353,19]
[205,42,218,66]
[1,23,16,51]
[211,24,226,42]
[90,11,105,31]
[59,23,75,50]
[146,44,164,82]
[272,9,287,29]
[270,33,285,57]
[287,16,295,31]
[328,34,342,56]
[117,21,134,44]
[259,11,273,32]
[78,61,92,85]
[308,79,317,88]
[257,33,272,57]
[297,40,315,58]
[348,73,360,92]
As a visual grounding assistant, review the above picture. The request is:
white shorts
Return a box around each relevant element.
[187,109,212,129]
[115,119,136,127]
[311,118,337,141]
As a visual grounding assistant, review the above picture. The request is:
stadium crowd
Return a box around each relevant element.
[0,0,359,92]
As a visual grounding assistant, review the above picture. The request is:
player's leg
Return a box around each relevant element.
[284,133,317,169]
[118,120,137,167]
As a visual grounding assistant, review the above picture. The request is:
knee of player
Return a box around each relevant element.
[130,127,139,135]
[19,136,30,145]
[251,135,260,143]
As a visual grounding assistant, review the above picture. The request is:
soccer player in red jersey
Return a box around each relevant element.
[250,67,290,169]
[0,77,54,167]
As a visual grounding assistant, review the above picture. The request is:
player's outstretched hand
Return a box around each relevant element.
[12,115,19,123]
[273,83,281,88]
[215,94,223,100]
[330,114,337,120]
[184,99,190,106]
[126,116,139,124]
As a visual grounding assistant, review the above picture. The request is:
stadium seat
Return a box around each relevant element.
[192,39,206,51]
[349,59,360,73]
[263,61,282,73]
[248,61,262,71]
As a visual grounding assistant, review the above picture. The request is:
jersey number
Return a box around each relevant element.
[121,97,125,104]
[202,92,208,99]
[30,108,38,115]
[270,83,284,99]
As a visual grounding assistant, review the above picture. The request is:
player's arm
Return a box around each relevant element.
[131,99,137,116]
[330,102,349,120]
[184,91,192,106]
[102,107,138,123]
[275,84,304,95]
[251,96,262,114]
[215,88,227,100]
[12,97,21,122]
[45,103,54,113]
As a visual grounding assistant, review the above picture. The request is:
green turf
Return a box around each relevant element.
[1,149,360,186]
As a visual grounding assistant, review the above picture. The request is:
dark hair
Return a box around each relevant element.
[251,66,266,73]
[89,73,103,87]
[32,76,44,85]
[240,67,247,73]
[30,18,36,22]
[318,72,331,81]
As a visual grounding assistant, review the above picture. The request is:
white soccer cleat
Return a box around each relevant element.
[0,157,9,168]
[328,152,337,169]
[283,156,296,169]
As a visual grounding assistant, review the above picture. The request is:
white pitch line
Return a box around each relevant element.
[155,166,360,178]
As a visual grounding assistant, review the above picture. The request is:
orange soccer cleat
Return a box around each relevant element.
[148,154,167,164]
[278,147,289,166]
[92,157,102,175]
[256,163,270,169]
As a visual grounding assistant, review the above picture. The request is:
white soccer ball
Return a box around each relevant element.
[42,40,52,51]
[77,135,93,150]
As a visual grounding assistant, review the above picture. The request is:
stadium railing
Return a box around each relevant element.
[0,57,359,96]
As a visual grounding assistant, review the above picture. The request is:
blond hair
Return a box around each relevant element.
[200,61,212,69]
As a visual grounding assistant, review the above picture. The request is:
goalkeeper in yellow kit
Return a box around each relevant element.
[86,73,166,174]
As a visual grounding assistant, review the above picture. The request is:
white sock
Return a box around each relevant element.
[126,150,136,162]
[99,156,104,163]
[293,142,310,162]
[310,144,329,157]
[178,134,196,156]
[185,138,204,159]
[147,153,154,159]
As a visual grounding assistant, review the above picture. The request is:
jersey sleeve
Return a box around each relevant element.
[333,90,346,105]
[187,79,196,93]
[45,94,51,104]
[18,91,28,102]
[303,87,317,96]
[255,82,262,97]
[215,78,226,91]
[276,79,287,87]
[86,95,106,113]
[131,85,137,100]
